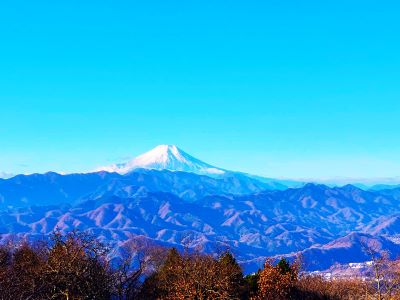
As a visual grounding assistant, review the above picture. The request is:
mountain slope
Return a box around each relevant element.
[1,184,400,272]
[282,232,400,271]
[0,169,283,209]
[0,171,120,208]
[96,144,302,189]
[97,145,226,176]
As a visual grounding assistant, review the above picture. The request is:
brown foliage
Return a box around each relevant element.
[294,275,369,300]
[42,231,112,299]
[0,241,47,299]
[253,258,300,300]
[140,249,245,299]
[0,231,112,300]
[3,231,400,300]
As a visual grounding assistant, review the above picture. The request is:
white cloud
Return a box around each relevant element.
[0,172,14,179]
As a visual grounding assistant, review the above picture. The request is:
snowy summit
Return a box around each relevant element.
[97,144,226,176]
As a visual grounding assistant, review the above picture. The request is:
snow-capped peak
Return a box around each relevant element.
[97,145,226,175]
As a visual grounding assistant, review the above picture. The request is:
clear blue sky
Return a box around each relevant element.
[0,1,399,180]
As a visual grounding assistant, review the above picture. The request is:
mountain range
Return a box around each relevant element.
[1,145,400,273]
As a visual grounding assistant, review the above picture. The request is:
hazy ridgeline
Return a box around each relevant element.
[0,231,399,300]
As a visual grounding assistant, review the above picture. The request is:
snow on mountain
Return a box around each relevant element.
[97,145,226,176]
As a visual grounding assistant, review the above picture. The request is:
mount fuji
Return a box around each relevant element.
[95,144,301,190]
[96,144,301,189]
[97,145,226,176]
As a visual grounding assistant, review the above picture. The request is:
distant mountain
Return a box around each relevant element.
[1,182,400,272]
[369,184,400,191]
[96,144,302,189]
[97,145,226,176]
[283,232,400,271]
[375,187,400,201]
[0,145,299,209]
[362,214,400,236]
[0,171,119,208]
[0,168,287,209]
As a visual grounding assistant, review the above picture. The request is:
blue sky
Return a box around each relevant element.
[0,1,399,180]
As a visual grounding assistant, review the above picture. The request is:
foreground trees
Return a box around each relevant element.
[1,231,400,299]
[254,258,300,300]
[0,231,112,299]
[140,249,245,299]
[0,232,246,299]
